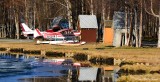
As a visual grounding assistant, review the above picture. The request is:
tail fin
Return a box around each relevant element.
[20,23,33,32]
[34,28,43,38]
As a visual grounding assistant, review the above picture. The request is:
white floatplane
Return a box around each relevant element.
[34,28,86,45]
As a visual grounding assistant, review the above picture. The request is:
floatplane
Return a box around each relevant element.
[20,23,86,45]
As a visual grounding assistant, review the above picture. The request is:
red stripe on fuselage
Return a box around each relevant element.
[36,29,42,36]
[43,32,63,39]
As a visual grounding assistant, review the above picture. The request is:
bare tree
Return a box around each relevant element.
[139,0,143,47]
[144,0,159,47]
[65,0,72,28]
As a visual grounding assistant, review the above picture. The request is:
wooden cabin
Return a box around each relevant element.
[78,15,98,42]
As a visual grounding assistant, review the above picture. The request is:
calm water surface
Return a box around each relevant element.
[0,53,72,82]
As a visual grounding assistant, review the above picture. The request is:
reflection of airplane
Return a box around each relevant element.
[34,28,81,41]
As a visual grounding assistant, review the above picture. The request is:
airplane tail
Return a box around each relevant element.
[34,28,43,38]
[20,23,33,32]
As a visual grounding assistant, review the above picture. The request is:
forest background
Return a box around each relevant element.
[0,0,159,47]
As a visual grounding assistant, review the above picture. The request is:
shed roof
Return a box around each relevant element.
[78,67,98,81]
[79,15,98,29]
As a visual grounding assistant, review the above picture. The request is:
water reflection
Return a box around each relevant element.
[0,53,73,82]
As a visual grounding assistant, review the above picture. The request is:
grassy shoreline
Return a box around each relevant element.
[0,41,160,81]
[0,41,160,63]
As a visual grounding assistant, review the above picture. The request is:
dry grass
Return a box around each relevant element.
[117,74,160,82]
[1,41,160,81]
[121,65,160,74]
[0,41,160,64]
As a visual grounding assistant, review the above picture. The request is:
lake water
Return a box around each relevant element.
[0,53,74,82]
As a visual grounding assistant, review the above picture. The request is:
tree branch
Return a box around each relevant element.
[47,0,67,8]
[150,0,159,17]
[144,0,159,18]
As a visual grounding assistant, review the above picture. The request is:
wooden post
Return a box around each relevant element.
[87,55,91,61]
[6,48,10,52]
[102,76,105,82]
[41,50,46,56]
[107,77,110,82]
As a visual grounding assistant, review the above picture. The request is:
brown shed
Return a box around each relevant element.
[78,15,98,42]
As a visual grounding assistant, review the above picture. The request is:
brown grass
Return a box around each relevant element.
[121,65,160,74]
[1,41,160,81]
[0,41,160,64]
[117,74,160,82]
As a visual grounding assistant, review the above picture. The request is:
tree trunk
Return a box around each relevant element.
[65,0,72,29]
[33,1,36,29]
[15,15,19,39]
[102,0,105,42]
[127,11,133,46]
[25,0,28,24]
[134,8,139,47]
[139,0,143,47]
[124,1,128,46]
[107,0,110,20]
[158,4,160,47]
[90,0,93,15]
[82,0,84,14]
